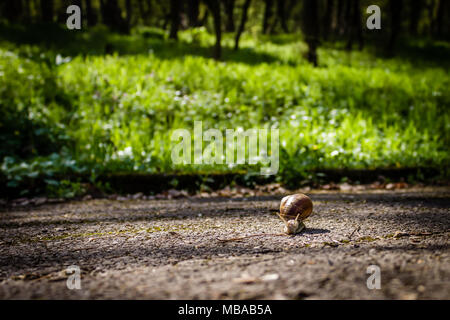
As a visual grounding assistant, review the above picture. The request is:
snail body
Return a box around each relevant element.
[278,193,313,235]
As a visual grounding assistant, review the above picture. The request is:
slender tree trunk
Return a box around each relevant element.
[427,0,435,37]
[100,0,106,23]
[199,10,209,26]
[146,0,153,22]
[262,0,274,34]
[169,0,181,40]
[85,0,98,26]
[323,0,334,40]
[205,0,222,60]
[162,15,170,30]
[301,0,320,66]
[102,0,127,33]
[285,0,296,23]
[355,0,363,50]
[330,0,339,35]
[224,0,236,32]
[337,0,345,35]
[409,0,423,35]
[125,0,132,34]
[276,0,288,33]
[24,0,32,23]
[4,0,23,23]
[138,0,145,21]
[343,0,352,36]
[430,0,439,36]
[346,0,363,50]
[137,0,149,23]
[435,0,444,38]
[187,0,200,27]
[386,0,403,56]
[234,0,252,50]
[41,0,54,23]
[269,17,278,34]
[159,1,170,29]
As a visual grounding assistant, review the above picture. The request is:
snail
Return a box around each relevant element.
[277,193,313,234]
[218,193,313,242]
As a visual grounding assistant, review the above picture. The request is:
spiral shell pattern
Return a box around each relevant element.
[279,193,313,221]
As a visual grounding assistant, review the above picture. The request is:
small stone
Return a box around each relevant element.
[417,285,426,293]
[272,293,288,300]
[168,189,187,199]
[386,183,396,190]
[132,192,144,200]
[13,198,29,206]
[33,197,47,205]
[261,273,279,281]
[339,183,352,191]
[400,293,418,300]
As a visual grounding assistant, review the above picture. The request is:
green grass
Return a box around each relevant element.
[1,25,449,196]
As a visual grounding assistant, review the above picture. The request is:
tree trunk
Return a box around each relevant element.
[386,0,403,56]
[205,0,222,60]
[435,0,444,38]
[336,0,345,35]
[169,0,180,40]
[125,0,132,34]
[234,0,252,50]
[102,0,127,33]
[199,10,209,26]
[409,0,423,35]
[276,0,288,33]
[85,0,98,26]
[224,0,236,32]
[159,1,170,30]
[343,0,352,36]
[187,0,200,27]
[100,0,106,23]
[427,0,435,37]
[137,0,149,23]
[262,0,274,34]
[4,0,23,23]
[346,0,363,50]
[41,0,54,23]
[323,0,334,40]
[24,0,32,23]
[301,0,320,66]
[355,0,363,50]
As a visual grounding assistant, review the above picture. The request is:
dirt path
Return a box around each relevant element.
[0,187,449,299]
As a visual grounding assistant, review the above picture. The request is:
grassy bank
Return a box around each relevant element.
[1,25,449,197]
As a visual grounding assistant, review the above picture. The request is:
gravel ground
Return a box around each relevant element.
[0,187,449,299]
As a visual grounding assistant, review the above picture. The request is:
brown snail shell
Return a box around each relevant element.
[280,193,313,221]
